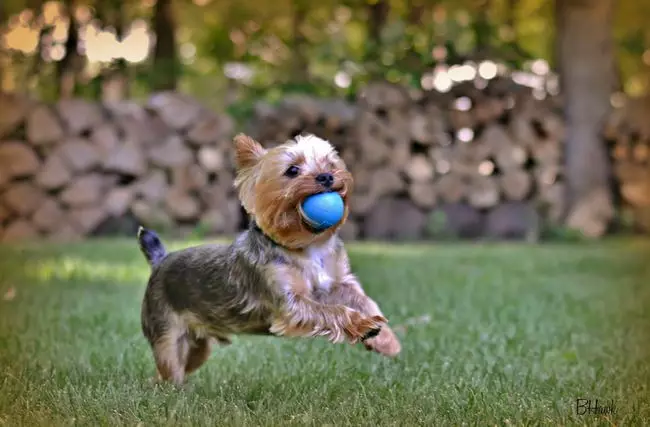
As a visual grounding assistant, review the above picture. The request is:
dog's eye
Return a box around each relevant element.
[284,165,300,178]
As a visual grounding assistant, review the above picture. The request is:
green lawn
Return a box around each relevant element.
[0,238,649,426]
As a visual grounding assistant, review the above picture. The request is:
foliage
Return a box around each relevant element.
[0,0,648,106]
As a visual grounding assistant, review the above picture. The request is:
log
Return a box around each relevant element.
[0,142,41,179]
[35,153,73,190]
[32,198,66,233]
[633,143,649,163]
[116,112,173,147]
[436,172,467,204]
[473,97,505,123]
[136,170,169,203]
[508,114,539,148]
[1,220,39,242]
[493,142,528,171]
[565,187,614,238]
[164,187,200,221]
[27,105,64,145]
[60,174,110,207]
[56,99,104,135]
[500,169,533,201]
[105,186,136,217]
[533,164,562,188]
[172,164,208,192]
[187,113,233,146]
[148,135,194,169]
[0,168,8,191]
[619,180,650,208]
[2,182,47,216]
[198,186,231,210]
[447,109,475,131]
[69,206,109,234]
[0,93,32,138]
[408,181,437,209]
[390,142,411,170]
[103,141,147,176]
[131,200,173,229]
[0,202,11,224]
[537,182,565,224]
[357,112,392,167]
[368,168,405,198]
[405,154,434,182]
[91,123,121,157]
[197,147,225,172]
[147,92,204,131]
[349,192,377,216]
[531,139,561,165]
[467,175,500,209]
[57,138,101,173]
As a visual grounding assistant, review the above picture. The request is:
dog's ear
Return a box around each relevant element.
[234,134,266,171]
[233,134,265,214]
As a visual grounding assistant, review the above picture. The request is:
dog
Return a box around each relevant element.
[137,133,401,385]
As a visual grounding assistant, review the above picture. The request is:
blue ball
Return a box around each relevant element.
[300,192,345,230]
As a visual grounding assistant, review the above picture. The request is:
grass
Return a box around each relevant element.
[0,237,649,426]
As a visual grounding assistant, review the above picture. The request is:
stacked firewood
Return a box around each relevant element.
[0,92,239,242]
[606,96,650,232]
[250,79,567,240]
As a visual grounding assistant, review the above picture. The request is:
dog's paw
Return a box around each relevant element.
[363,325,401,357]
[344,311,386,343]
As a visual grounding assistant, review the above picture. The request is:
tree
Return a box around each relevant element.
[555,0,617,237]
[151,0,179,91]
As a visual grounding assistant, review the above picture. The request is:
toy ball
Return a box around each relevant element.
[299,192,345,230]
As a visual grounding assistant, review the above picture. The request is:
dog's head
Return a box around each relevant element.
[233,133,352,249]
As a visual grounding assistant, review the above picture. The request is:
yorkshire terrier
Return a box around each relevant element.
[137,133,401,385]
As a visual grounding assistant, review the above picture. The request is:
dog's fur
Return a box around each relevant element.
[138,133,401,385]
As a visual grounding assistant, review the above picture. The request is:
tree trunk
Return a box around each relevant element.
[101,0,129,101]
[151,0,178,91]
[291,0,309,84]
[555,0,617,237]
[57,0,81,98]
[473,0,492,53]
[365,0,389,75]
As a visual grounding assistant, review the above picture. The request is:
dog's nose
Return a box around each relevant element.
[315,173,334,188]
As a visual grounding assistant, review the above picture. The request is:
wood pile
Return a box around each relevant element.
[250,79,567,241]
[0,91,239,242]
[2,78,647,243]
[605,96,650,232]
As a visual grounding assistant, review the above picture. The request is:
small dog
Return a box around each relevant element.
[137,133,401,385]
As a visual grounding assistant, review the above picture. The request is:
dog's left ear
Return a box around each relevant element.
[234,133,266,171]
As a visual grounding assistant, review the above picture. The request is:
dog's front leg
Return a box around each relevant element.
[266,264,385,344]
[320,249,402,357]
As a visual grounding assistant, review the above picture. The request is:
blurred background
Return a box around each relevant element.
[0,0,649,243]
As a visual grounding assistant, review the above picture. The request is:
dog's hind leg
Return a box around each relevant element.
[152,324,189,386]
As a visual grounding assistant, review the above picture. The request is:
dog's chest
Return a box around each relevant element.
[302,247,335,292]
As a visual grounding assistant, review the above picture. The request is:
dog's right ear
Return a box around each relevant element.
[234,134,266,171]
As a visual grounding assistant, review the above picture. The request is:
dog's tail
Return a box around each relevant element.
[137,226,167,267]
